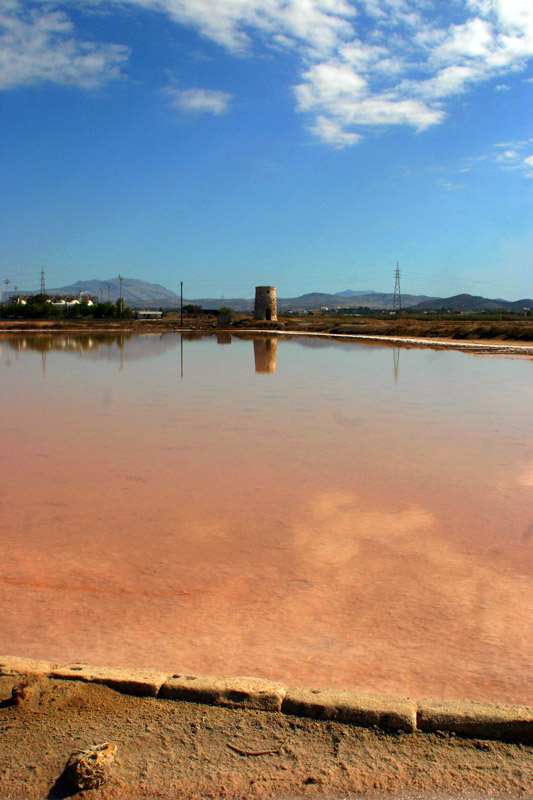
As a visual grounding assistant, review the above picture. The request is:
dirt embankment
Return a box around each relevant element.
[1,676,532,800]
[1,315,533,343]
[304,318,533,342]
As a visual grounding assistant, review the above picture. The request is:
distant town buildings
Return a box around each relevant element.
[134,309,162,319]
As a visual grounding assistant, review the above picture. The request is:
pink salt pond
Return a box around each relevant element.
[0,332,531,704]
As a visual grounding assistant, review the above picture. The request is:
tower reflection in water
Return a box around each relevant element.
[253,337,277,374]
[393,346,400,383]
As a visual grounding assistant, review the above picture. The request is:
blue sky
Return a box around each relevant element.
[1,1,532,300]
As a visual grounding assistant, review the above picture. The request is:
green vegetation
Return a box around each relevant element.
[0,295,133,320]
[183,304,203,315]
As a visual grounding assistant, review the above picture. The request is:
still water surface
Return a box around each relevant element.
[1,333,531,703]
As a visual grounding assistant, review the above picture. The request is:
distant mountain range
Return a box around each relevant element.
[49,278,180,306]
[47,278,533,312]
[410,293,533,312]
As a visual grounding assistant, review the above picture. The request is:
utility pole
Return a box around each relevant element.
[4,278,10,303]
[107,282,111,302]
[118,275,123,317]
[392,263,402,313]
[40,267,46,294]
[100,288,103,303]
[180,281,183,328]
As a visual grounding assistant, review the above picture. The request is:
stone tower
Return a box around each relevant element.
[254,286,277,321]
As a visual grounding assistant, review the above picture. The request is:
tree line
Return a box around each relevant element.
[0,294,133,319]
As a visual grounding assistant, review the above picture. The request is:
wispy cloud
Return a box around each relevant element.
[0,0,128,90]
[493,138,533,175]
[165,86,232,115]
[461,138,533,177]
[4,1,533,147]
[437,178,464,191]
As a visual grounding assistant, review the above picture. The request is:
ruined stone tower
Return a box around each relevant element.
[254,286,277,322]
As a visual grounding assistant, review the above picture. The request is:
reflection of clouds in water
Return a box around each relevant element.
[293,490,433,574]
[490,448,533,504]
[3,485,532,701]
[332,410,362,429]
[518,459,533,487]
[101,386,113,410]
[290,490,531,647]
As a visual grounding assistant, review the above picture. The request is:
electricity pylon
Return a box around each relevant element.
[392,263,402,312]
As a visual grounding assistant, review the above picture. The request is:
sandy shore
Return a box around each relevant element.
[1,675,532,800]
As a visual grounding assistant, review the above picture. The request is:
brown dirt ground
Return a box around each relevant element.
[0,677,531,800]
[1,315,533,345]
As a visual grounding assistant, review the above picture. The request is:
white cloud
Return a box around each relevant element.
[165,86,232,115]
[522,154,533,177]
[102,0,533,145]
[464,138,533,177]
[294,58,444,139]
[437,178,464,190]
[4,1,533,147]
[0,0,128,90]
[493,142,533,174]
[309,115,361,147]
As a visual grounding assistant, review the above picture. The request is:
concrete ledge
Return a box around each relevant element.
[160,674,287,711]
[282,687,417,733]
[0,655,57,677]
[417,700,533,743]
[50,663,169,697]
[2,656,532,743]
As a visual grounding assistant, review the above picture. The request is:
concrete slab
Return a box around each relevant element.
[0,655,57,677]
[51,663,169,697]
[417,699,533,743]
[160,673,287,711]
[282,687,417,732]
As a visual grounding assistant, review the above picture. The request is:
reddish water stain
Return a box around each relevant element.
[0,333,532,703]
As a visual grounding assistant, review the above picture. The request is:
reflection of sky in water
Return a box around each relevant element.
[0,334,531,703]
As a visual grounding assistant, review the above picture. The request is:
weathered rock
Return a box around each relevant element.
[66,743,117,790]
[10,683,33,706]
[51,663,169,697]
[160,674,287,711]
[417,699,533,743]
[282,687,417,732]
